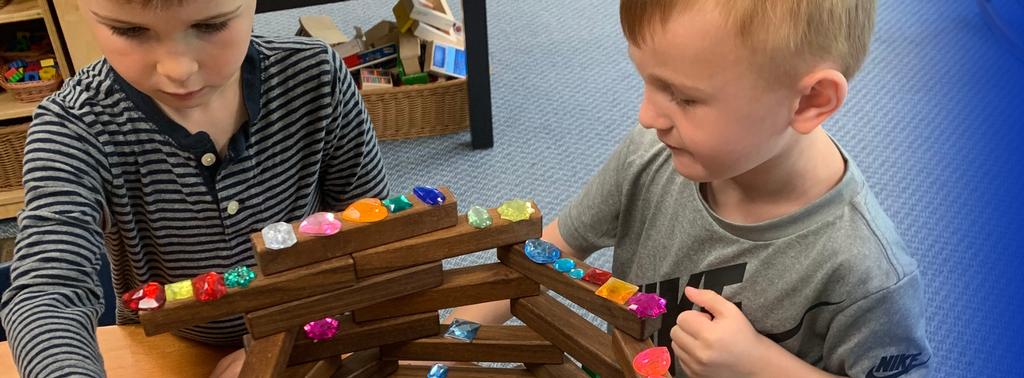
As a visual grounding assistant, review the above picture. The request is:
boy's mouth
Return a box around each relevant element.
[162,88,205,101]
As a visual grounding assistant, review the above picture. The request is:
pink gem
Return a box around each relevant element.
[298,212,342,236]
[627,292,668,318]
[633,346,671,376]
[304,317,340,342]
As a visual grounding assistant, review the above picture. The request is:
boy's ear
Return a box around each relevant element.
[791,69,848,135]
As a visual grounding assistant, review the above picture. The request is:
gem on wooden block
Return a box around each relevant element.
[570,268,586,279]
[627,292,668,318]
[443,318,481,343]
[428,364,449,378]
[382,195,413,213]
[261,222,297,250]
[467,205,492,228]
[633,347,671,377]
[342,198,388,223]
[553,258,575,272]
[224,266,257,288]
[524,239,560,264]
[596,278,640,305]
[304,317,340,342]
[121,282,165,311]
[299,212,342,235]
[413,186,446,206]
[582,267,613,286]
[165,280,193,301]
[496,199,535,222]
[191,272,227,302]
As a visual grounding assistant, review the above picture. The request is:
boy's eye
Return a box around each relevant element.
[673,97,698,107]
[193,21,230,35]
[110,26,147,39]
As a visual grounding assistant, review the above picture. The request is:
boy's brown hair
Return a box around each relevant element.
[621,0,877,85]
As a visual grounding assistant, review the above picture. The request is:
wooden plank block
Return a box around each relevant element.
[253,187,458,275]
[289,312,439,366]
[380,325,563,364]
[240,330,298,378]
[611,329,671,378]
[353,263,539,322]
[525,355,591,378]
[140,257,356,336]
[510,295,625,378]
[246,262,443,339]
[335,349,399,378]
[284,357,344,378]
[498,244,661,340]
[386,365,535,377]
[352,204,541,277]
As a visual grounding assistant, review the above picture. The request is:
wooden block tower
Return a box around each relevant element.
[134,187,673,378]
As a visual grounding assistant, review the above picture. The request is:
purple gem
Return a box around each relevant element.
[626,293,667,318]
[303,317,340,342]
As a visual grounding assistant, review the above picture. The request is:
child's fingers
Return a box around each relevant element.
[671,341,700,377]
[675,309,712,338]
[670,324,702,357]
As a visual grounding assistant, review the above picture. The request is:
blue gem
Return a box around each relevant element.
[570,268,586,279]
[444,318,481,342]
[413,186,446,206]
[525,239,561,264]
[428,364,449,378]
[553,258,575,272]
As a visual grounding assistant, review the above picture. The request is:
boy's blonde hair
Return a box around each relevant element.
[620,0,876,85]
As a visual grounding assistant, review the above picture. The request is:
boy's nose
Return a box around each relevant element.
[156,55,199,83]
[638,91,673,131]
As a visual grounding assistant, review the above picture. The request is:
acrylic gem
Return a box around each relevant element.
[524,239,561,264]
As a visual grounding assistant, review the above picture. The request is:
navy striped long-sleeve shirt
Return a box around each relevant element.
[0,36,389,377]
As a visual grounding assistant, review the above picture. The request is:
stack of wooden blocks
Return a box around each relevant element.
[137,187,671,378]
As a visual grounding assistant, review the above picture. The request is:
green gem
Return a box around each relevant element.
[582,365,601,378]
[467,205,492,228]
[224,266,257,288]
[382,195,414,213]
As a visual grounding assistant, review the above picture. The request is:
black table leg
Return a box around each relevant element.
[463,0,494,149]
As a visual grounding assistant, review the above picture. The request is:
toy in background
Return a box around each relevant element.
[424,40,466,79]
[359,68,393,90]
[4,32,52,54]
[3,58,57,83]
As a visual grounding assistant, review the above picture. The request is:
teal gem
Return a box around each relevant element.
[553,258,575,272]
[569,268,585,279]
[467,205,492,228]
[224,266,257,288]
[382,195,413,213]
[428,364,449,378]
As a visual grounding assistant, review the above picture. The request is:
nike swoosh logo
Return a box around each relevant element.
[865,357,931,378]
[763,301,845,343]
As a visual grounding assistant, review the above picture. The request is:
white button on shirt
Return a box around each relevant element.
[227,201,239,215]
[201,153,216,167]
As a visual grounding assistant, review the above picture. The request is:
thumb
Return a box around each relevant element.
[684,286,737,319]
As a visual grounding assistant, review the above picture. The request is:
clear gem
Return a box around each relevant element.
[524,239,560,263]
[596,278,640,305]
[299,212,342,235]
[262,222,297,249]
[553,258,575,272]
[467,205,492,228]
[191,272,227,302]
[165,280,193,301]
[304,317,340,342]
[121,282,165,311]
[413,186,446,206]
[627,292,668,318]
[428,364,449,378]
[342,198,388,223]
[224,266,257,288]
[382,195,413,213]
[569,268,586,279]
[444,318,481,343]
[633,347,671,376]
[582,267,613,286]
[496,199,535,222]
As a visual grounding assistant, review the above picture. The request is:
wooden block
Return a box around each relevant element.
[399,0,455,30]
[498,244,661,341]
[335,349,399,378]
[252,187,458,276]
[611,329,671,378]
[397,32,422,75]
[353,263,539,322]
[411,21,463,48]
[510,295,625,378]
[140,257,356,336]
[289,312,438,365]
[297,15,350,45]
[246,262,444,339]
[380,325,562,364]
[386,365,534,377]
[525,355,591,378]
[240,330,298,378]
[283,357,344,378]
[364,20,399,48]
[352,204,541,277]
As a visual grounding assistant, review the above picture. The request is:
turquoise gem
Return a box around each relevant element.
[428,364,449,378]
[525,239,560,264]
[570,268,585,279]
[443,318,481,342]
[553,258,575,272]
[224,266,256,288]
[382,195,413,213]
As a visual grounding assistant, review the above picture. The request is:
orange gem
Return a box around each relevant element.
[342,198,388,222]
[595,278,640,305]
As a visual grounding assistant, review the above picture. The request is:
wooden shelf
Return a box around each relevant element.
[0,188,24,219]
[0,90,36,121]
[0,0,43,24]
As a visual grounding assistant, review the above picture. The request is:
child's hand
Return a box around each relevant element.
[670,287,771,378]
[209,348,246,378]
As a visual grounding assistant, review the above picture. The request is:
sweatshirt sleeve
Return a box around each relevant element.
[0,100,110,377]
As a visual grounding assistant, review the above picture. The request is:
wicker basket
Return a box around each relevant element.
[359,78,470,140]
[0,122,28,190]
[0,55,63,103]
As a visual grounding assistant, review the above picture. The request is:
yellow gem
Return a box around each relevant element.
[497,199,535,222]
[166,280,193,301]
[595,278,639,305]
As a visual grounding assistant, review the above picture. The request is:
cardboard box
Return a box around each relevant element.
[296,16,350,46]
[399,0,455,31]
[424,40,466,79]
[343,44,399,71]
[412,21,463,48]
[364,20,399,48]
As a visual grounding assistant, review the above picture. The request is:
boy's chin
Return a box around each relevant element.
[670,156,715,183]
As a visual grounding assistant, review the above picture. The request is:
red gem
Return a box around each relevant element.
[191,272,227,301]
[121,282,166,311]
[582,267,613,285]
[633,346,671,376]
